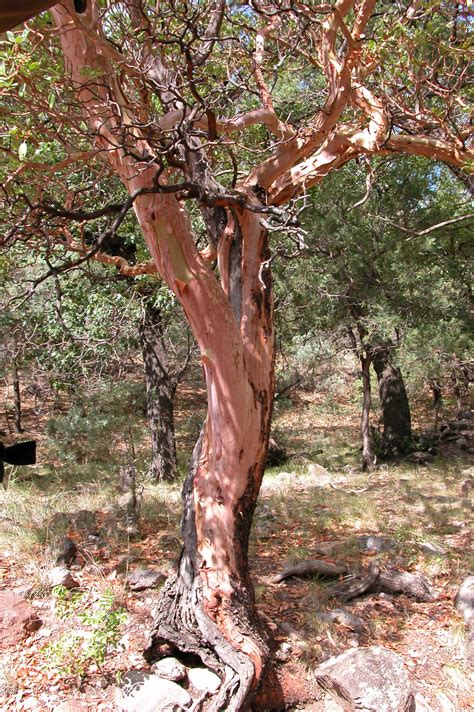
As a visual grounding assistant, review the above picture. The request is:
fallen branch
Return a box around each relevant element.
[335,563,380,602]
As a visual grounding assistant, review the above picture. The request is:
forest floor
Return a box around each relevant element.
[0,379,472,711]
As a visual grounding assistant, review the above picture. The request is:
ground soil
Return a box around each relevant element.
[0,376,472,711]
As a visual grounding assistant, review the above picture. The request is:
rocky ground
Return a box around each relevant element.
[0,389,472,711]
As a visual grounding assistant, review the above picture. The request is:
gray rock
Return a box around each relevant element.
[327,609,367,635]
[314,646,414,712]
[187,666,221,693]
[275,641,292,662]
[316,541,342,556]
[118,671,192,711]
[420,541,447,557]
[128,568,166,591]
[357,535,394,554]
[150,657,186,682]
[48,566,79,590]
[307,463,332,485]
[454,576,474,623]
[406,451,435,465]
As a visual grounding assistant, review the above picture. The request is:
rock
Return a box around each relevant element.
[406,451,435,465]
[454,576,474,623]
[316,541,342,556]
[187,666,221,693]
[275,642,292,662]
[0,591,42,650]
[326,609,367,635]
[420,541,447,557]
[357,535,394,553]
[314,646,414,712]
[266,437,288,467]
[118,670,192,711]
[307,463,332,485]
[150,657,186,682]
[48,566,79,590]
[128,568,166,591]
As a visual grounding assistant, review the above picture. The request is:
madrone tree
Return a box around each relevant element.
[1,1,472,707]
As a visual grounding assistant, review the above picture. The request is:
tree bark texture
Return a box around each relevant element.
[139,302,179,482]
[12,362,23,434]
[371,347,412,457]
[50,2,472,706]
[53,8,274,706]
[360,355,375,471]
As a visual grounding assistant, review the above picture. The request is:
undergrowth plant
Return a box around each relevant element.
[42,586,126,678]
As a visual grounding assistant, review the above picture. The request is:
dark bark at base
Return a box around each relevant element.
[372,347,412,458]
[139,303,179,482]
[145,435,270,711]
[360,355,376,471]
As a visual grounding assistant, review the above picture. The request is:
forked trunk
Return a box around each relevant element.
[371,346,412,457]
[139,302,179,482]
[360,355,375,471]
[137,198,274,710]
[53,8,274,705]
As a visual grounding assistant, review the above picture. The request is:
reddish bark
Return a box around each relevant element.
[41,2,474,708]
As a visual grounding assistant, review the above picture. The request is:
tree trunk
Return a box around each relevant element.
[53,9,275,706]
[139,302,179,482]
[360,355,375,471]
[12,362,23,434]
[371,346,412,457]
[141,203,275,711]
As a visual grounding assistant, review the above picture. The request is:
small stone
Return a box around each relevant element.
[187,666,221,693]
[128,568,166,591]
[407,451,435,465]
[420,541,446,557]
[330,609,367,635]
[48,566,79,590]
[119,671,192,711]
[315,541,341,556]
[307,463,332,485]
[275,642,292,662]
[150,657,186,682]
[454,576,474,623]
[357,535,394,553]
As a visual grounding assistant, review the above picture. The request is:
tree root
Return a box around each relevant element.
[144,555,268,712]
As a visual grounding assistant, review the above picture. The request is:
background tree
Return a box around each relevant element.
[1,2,472,707]
[276,155,472,466]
